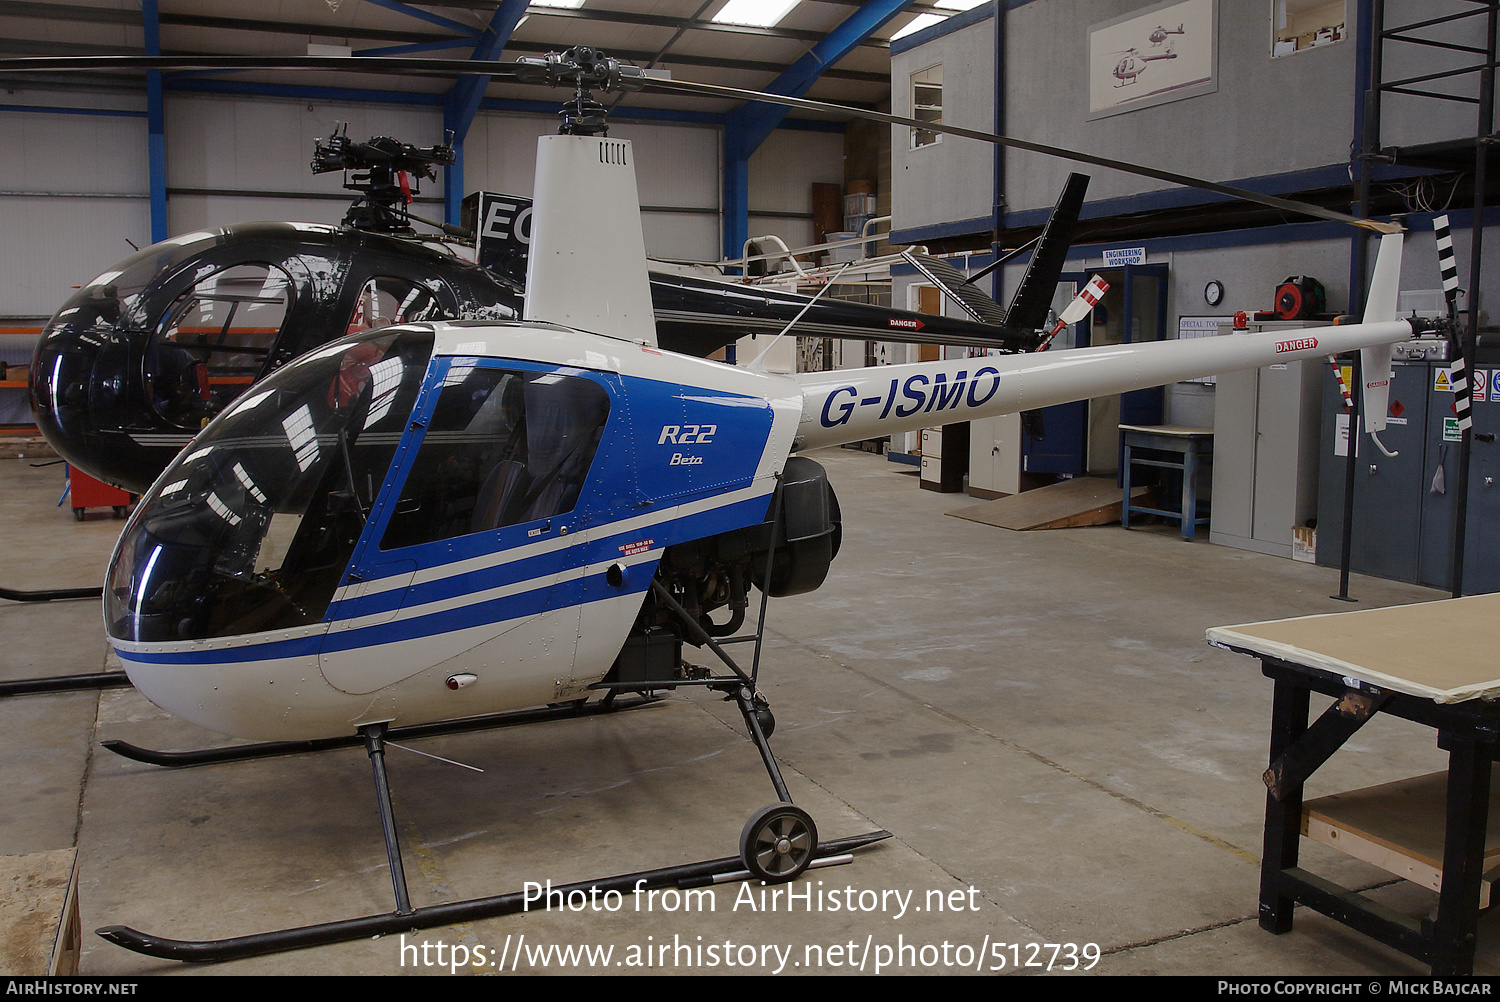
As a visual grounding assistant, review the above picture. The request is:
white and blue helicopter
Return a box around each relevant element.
[8,48,1418,960]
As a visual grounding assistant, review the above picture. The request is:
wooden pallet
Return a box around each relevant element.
[947,477,1149,531]
[0,849,80,976]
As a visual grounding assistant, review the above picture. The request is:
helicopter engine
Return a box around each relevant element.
[606,456,841,687]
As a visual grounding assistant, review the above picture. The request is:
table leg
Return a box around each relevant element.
[1182,442,1198,541]
[1430,733,1492,976]
[1122,441,1134,529]
[1260,675,1309,934]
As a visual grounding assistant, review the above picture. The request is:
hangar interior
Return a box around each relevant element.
[4,0,1500,979]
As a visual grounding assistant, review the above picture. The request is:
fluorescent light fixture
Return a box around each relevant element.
[529,0,587,8]
[935,0,988,9]
[712,0,800,28]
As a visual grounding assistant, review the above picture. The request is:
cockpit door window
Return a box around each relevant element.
[377,362,611,551]
[105,329,434,644]
[146,263,293,429]
[316,358,614,696]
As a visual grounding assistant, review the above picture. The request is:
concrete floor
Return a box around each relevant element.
[0,447,1489,976]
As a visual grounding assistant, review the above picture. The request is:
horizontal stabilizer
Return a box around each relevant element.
[900,250,1007,325]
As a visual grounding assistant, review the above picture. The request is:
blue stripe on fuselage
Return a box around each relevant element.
[114,490,775,667]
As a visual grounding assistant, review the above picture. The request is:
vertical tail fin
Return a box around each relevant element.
[1358,230,1405,435]
[1002,172,1090,332]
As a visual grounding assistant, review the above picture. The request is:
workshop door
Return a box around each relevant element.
[1023,266,1167,477]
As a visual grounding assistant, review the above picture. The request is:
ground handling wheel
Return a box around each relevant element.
[740,802,817,883]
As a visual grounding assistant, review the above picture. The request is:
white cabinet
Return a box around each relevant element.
[1209,321,1328,557]
[967,413,1023,498]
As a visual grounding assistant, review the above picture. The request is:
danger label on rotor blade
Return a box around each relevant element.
[889,318,924,330]
[1275,337,1318,353]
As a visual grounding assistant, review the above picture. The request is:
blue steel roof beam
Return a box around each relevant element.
[725,0,913,161]
[442,1,528,225]
[445,0,527,145]
[722,1,911,261]
[143,0,166,243]
[360,0,482,38]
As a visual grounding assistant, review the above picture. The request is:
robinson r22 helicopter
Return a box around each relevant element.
[2,46,1423,962]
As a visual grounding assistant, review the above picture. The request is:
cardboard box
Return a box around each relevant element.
[1292,526,1316,563]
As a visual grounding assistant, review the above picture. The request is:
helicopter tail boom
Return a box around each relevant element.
[796,230,1411,451]
[792,231,1410,450]
[794,316,1413,452]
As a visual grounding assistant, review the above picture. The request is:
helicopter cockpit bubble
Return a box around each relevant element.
[106,327,434,645]
[29,236,213,468]
[29,222,513,494]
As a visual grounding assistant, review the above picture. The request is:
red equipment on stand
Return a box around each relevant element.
[63,465,132,521]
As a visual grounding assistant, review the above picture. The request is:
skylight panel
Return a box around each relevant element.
[712,0,801,28]
[892,1,989,41]
[891,13,943,40]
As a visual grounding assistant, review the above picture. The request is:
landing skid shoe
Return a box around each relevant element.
[101,693,658,768]
[96,719,889,963]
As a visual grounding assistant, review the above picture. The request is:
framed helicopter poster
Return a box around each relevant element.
[1088,0,1218,120]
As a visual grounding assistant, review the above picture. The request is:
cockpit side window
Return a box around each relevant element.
[348,276,451,335]
[105,329,435,644]
[379,365,610,551]
[146,263,293,429]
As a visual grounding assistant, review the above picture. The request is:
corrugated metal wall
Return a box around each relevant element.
[1,92,845,319]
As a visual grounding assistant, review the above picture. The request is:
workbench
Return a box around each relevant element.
[1208,594,1500,975]
[1119,424,1212,540]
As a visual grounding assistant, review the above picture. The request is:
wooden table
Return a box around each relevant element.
[1208,594,1500,975]
[1119,425,1212,540]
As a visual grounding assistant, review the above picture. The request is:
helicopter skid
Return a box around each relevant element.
[99,693,661,767]
[0,584,102,602]
[95,830,890,963]
[0,669,134,698]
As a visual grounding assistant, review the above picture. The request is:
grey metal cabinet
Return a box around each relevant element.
[1210,321,1327,558]
[1316,359,1451,587]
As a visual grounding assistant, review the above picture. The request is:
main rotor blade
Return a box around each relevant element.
[642,77,1400,235]
[0,52,1397,235]
[0,54,527,79]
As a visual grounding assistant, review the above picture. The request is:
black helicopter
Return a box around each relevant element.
[30,123,1086,495]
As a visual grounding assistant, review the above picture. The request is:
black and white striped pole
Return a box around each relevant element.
[1434,214,1472,434]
